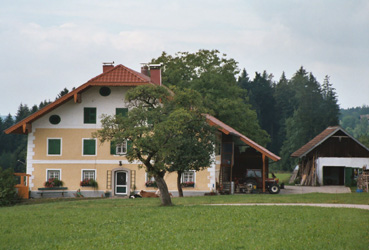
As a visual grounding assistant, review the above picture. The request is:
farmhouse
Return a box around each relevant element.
[5,63,280,197]
[291,126,369,186]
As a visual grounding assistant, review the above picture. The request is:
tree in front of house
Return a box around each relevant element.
[151,50,270,146]
[165,88,215,197]
[94,85,214,206]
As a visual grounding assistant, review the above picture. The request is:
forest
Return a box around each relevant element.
[1,50,368,172]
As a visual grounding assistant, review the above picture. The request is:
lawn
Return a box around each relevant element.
[1,195,368,250]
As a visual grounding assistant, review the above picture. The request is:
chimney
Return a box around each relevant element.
[141,64,149,76]
[149,64,162,86]
[103,61,114,73]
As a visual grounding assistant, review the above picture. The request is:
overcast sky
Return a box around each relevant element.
[1,0,368,116]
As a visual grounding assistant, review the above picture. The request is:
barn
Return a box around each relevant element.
[291,126,369,186]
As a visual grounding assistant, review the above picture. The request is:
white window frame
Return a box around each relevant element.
[116,140,128,155]
[47,138,62,156]
[145,172,156,182]
[81,169,96,181]
[181,171,196,184]
[46,169,62,181]
[82,138,97,156]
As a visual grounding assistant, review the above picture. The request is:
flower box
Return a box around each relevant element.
[145,181,157,187]
[44,178,64,188]
[80,179,98,188]
[181,182,195,188]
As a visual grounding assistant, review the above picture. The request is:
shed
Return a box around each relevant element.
[291,126,369,186]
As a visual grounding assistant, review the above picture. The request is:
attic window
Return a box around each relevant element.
[49,115,61,125]
[99,87,111,97]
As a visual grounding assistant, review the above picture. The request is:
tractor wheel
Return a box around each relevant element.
[268,184,280,194]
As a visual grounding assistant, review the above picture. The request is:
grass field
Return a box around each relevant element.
[1,194,369,249]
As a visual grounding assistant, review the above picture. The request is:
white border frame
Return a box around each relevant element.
[45,168,62,181]
[82,138,97,156]
[81,169,97,181]
[47,138,62,156]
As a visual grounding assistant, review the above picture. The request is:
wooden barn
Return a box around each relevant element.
[291,126,369,186]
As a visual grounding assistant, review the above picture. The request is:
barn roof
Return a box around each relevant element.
[291,126,369,158]
[205,114,281,161]
[5,64,155,135]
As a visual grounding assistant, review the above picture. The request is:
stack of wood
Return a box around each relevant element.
[299,155,317,186]
[357,166,369,192]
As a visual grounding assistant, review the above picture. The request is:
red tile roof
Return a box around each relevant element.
[5,64,155,134]
[291,126,369,158]
[205,114,280,161]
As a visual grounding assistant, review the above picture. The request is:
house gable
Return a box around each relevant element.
[291,126,369,159]
[5,64,155,135]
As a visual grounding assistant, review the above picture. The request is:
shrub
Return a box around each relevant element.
[0,167,18,206]
[145,181,157,187]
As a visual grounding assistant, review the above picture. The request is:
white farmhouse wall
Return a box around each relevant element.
[32,86,130,129]
[315,157,369,185]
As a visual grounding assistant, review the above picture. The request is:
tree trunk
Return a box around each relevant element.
[155,174,172,206]
[177,171,183,197]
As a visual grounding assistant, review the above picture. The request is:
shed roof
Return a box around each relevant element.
[291,126,369,158]
[205,114,280,161]
[5,64,155,135]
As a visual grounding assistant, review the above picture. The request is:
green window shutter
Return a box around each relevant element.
[127,141,133,153]
[83,139,96,155]
[84,108,96,124]
[116,108,128,117]
[48,139,61,155]
[110,141,116,155]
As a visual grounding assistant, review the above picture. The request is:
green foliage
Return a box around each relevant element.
[94,85,215,205]
[340,105,369,145]
[0,197,368,249]
[278,68,340,170]
[0,167,18,206]
[151,50,270,146]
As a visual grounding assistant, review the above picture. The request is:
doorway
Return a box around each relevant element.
[323,166,344,185]
[115,171,128,195]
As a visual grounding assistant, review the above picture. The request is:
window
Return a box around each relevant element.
[49,115,61,125]
[110,140,132,155]
[99,87,111,96]
[84,107,96,124]
[116,108,128,117]
[47,170,61,180]
[83,139,96,155]
[182,171,195,183]
[116,141,127,155]
[82,170,96,180]
[47,138,61,155]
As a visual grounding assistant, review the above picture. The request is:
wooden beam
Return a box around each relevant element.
[22,123,32,134]
[74,93,81,103]
[262,154,266,193]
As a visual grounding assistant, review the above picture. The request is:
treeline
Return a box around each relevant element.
[238,67,340,170]
[339,105,369,147]
[0,88,69,172]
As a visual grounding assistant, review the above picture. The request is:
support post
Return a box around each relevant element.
[262,154,266,193]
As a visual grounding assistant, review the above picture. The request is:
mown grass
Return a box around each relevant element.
[1,194,369,249]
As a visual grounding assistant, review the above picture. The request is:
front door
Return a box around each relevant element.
[115,171,128,195]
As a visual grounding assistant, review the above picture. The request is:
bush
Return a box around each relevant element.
[0,167,18,206]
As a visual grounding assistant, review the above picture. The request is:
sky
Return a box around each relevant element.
[1,0,368,116]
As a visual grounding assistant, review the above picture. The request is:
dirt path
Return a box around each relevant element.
[207,203,369,210]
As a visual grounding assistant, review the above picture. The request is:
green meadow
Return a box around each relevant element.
[1,193,368,250]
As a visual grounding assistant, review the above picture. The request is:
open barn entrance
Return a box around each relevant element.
[323,166,344,185]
